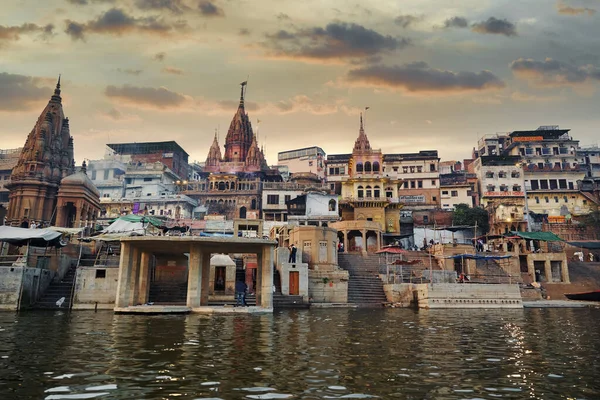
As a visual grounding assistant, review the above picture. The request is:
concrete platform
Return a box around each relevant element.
[523,300,600,308]
[310,303,358,308]
[114,305,274,314]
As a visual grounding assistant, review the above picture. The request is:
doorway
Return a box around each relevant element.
[214,266,226,291]
[289,271,299,295]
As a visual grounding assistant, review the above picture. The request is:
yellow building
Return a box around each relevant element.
[330,115,403,253]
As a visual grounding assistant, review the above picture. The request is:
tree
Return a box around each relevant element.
[452,204,489,235]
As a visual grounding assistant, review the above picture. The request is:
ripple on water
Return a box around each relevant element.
[45,393,109,400]
[246,395,293,399]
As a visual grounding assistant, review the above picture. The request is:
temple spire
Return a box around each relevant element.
[51,74,62,102]
[239,80,247,107]
[353,112,371,152]
[360,113,364,134]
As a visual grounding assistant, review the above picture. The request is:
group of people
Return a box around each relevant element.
[20,218,41,229]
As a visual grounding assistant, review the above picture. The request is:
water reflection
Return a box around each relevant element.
[0,308,599,399]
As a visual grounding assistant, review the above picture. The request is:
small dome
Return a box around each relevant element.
[210,254,236,267]
[61,171,100,197]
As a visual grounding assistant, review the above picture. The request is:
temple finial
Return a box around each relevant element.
[53,74,62,99]
[239,80,247,107]
[360,113,364,132]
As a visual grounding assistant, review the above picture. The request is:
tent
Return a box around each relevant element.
[510,231,563,242]
[91,215,163,240]
[0,226,65,247]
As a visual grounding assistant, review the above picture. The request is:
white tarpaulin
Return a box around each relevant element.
[0,226,64,247]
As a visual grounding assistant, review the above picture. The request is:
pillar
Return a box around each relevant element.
[343,231,348,253]
[187,245,210,308]
[127,247,141,306]
[257,245,274,309]
[544,259,552,283]
[115,242,133,308]
[361,230,367,254]
[376,231,381,251]
[136,251,151,305]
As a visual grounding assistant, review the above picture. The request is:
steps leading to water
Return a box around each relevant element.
[34,265,76,310]
[338,253,388,306]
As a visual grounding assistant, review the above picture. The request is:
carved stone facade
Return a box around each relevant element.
[6,78,100,228]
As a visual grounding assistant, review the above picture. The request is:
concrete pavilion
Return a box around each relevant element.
[114,236,276,313]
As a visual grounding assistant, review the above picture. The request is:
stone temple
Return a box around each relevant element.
[6,77,100,228]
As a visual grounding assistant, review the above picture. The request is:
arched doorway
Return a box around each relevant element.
[239,206,247,219]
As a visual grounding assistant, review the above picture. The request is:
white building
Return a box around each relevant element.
[439,173,473,210]
[278,146,326,179]
[287,192,340,226]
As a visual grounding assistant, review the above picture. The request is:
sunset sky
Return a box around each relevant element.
[2,0,600,165]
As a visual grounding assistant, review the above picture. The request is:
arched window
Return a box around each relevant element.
[210,182,214,190]
[356,163,363,173]
[364,161,372,173]
[218,182,225,190]
[251,199,257,209]
[373,161,380,172]
[239,206,247,219]
[357,185,364,198]
[366,185,372,198]
[385,187,393,198]
[374,185,381,198]
[328,199,336,212]
[225,181,230,190]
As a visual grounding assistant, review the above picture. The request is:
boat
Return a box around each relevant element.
[564,290,600,301]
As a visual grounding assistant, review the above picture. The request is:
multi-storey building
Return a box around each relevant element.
[439,172,475,210]
[278,146,326,179]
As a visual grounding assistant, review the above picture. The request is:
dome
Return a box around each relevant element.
[61,171,100,198]
[210,254,236,267]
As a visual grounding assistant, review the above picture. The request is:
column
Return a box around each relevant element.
[136,251,151,305]
[376,231,381,251]
[361,230,367,254]
[343,231,348,254]
[187,245,210,308]
[544,260,552,283]
[115,242,133,308]
[258,245,274,309]
[127,247,141,306]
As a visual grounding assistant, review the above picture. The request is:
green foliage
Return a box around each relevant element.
[452,204,489,234]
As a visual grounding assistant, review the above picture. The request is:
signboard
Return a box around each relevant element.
[398,195,425,203]
[513,136,543,142]
[483,191,524,197]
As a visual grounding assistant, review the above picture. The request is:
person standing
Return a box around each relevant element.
[288,243,297,263]
[235,280,247,307]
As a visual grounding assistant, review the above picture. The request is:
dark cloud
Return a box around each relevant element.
[394,14,421,28]
[443,16,469,28]
[471,17,517,36]
[134,0,190,14]
[103,107,123,120]
[346,62,505,93]
[262,22,409,62]
[276,13,290,20]
[105,84,189,109]
[557,2,596,16]
[198,1,225,17]
[116,68,143,75]
[0,72,52,111]
[0,23,55,45]
[162,66,184,75]
[238,28,250,36]
[154,52,166,61]
[510,57,600,86]
[64,8,187,40]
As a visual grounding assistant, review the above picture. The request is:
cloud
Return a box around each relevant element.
[510,91,561,102]
[510,57,600,86]
[557,1,596,16]
[0,72,52,112]
[116,68,143,75]
[238,28,250,36]
[105,84,191,109]
[162,66,184,75]
[64,8,188,40]
[261,22,409,63]
[0,23,55,45]
[209,95,360,116]
[134,0,190,14]
[198,1,225,17]
[471,17,517,36]
[345,62,505,93]
[443,16,469,28]
[394,14,421,28]
[154,51,166,61]
[276,13,290,21]
[101,107,141,121]
[65,0,115,4]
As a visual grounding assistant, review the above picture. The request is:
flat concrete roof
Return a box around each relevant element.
[119,236,277,254]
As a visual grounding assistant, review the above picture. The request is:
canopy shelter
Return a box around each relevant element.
[0,226,65,247]
[376,247,408,254]
[93,215,163,240]
[46,226,85,235]
[566,241,600,250]
[510,231,563,242]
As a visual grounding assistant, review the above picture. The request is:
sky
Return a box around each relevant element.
[2,0,600,165]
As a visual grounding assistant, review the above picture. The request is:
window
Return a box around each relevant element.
[328,199,336,211]
[486,171,494,178]
[431,180,436,186]
[417,181,423,188]
[410,166,415,173]
[487,185,496,192]
[357,186,364,198]
[417,166,423,173]
[554,196,559,203]
[393,167,399,172]
[430,164,436,172]
[91,170,97,180]
[95,269,106,279]
[511,171,520,178]
[540,180,549,190]
[373,162,380,172]
[356,163,363,173]
[559,179,567,189]
[267,195,279,205]
[366,186,372,197]
[374,186,381,198]
[530,180,539,190]
[284,195,291,204]
[549,179,558,190]
[545,196,549,203]
[308,161,313,166]
[535,197,540,204]
[513,185,521,192]
[402,166,408,173]
[564,196,568,203]
[442,190,449,195]
[423,215,429,223]
[103,193,110,198]
[410,181,416,189]
[329,167,334,175]
[403,181,409,189]
[568,182,574,190]
[432,196,437,202]
[365,161,372,173]
[103,170,109,180]
[143,177,152,182]
[451,190,458,197]
[498,171,506,178]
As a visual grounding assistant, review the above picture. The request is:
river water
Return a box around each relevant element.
[0,308,599,399]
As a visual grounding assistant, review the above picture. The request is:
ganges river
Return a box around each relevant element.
[1,308,599,399]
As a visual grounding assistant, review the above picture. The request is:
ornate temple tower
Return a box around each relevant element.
[6,77,76,226]
[204,131,222,172]
[223,82,254,163]
[245,134,267,172]
[349,113,382,177]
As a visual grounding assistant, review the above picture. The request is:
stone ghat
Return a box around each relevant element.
[414,283,523,309]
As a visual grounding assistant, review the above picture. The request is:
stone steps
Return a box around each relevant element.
[34,266,77,310]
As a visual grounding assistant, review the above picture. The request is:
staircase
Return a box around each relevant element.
[473,259,516,284]
[34,264,77,310]
[148,281,188,304]
[338,253,388,306]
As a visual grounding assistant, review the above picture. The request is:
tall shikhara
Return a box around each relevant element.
[6,77,76,225]
[204,83,267,173]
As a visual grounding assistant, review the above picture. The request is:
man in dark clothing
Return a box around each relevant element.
[235,280,247,306]
[288,244,297,263]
